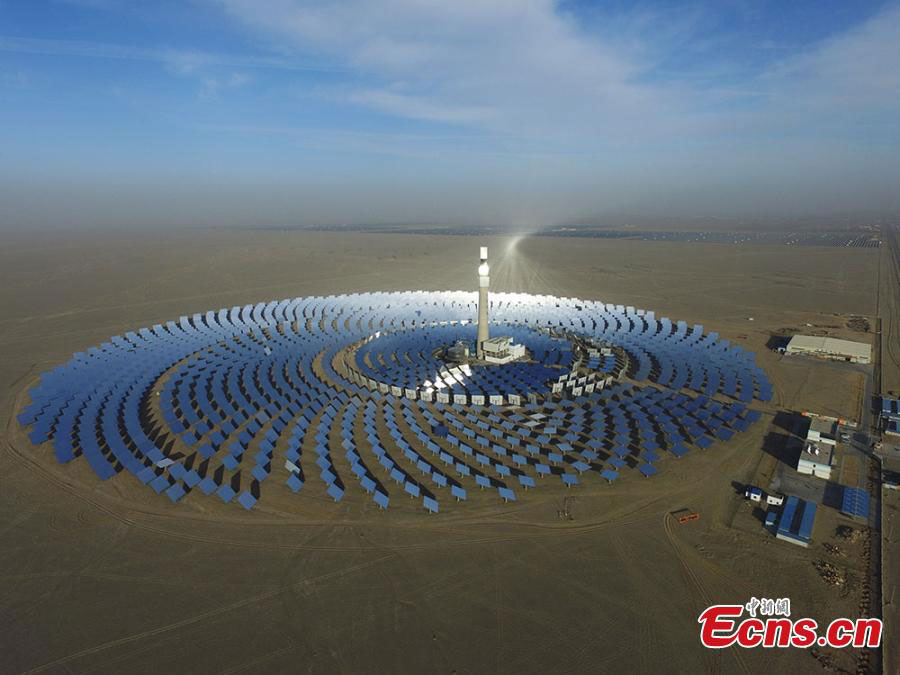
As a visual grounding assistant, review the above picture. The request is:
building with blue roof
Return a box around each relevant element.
[882,396,900,421]
[883,397,900,436]
[775,496,817,547]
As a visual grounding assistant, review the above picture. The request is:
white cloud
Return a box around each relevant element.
[196,71,252,96]
[215,0,668,141]
[215,0,900,153]
[205,0,900,218]
[0,35,338,72]
[763,3,900,111]
[163,50,216,76]
[348,89,496,125]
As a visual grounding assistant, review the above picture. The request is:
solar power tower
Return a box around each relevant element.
[477,246,490,359]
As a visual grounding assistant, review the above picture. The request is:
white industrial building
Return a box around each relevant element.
[806,417,838,446]
[797,444,834,480]
[481,336,526,364]
[785,335,871,364]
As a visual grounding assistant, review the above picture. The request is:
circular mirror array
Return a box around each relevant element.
[18,291,771,512]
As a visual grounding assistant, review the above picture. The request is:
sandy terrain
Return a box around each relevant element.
[0,228,882,673]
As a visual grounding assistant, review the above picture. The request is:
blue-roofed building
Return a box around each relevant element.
[884,399,900,436]
[775,496,817,547]
[887,419,900,437]
[880,397,900,424]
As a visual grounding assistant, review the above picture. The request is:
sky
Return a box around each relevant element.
[1,0,899,228]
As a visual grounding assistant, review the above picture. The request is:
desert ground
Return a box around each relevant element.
[0,227,887,673]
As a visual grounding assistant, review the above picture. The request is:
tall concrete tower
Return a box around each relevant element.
[477,246,490,359]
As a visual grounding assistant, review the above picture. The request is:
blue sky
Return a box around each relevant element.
[1,0,898,227]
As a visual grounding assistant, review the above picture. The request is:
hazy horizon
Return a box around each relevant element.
[2,1,899,228]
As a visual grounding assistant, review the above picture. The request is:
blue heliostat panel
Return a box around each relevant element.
[841,487,870,520]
